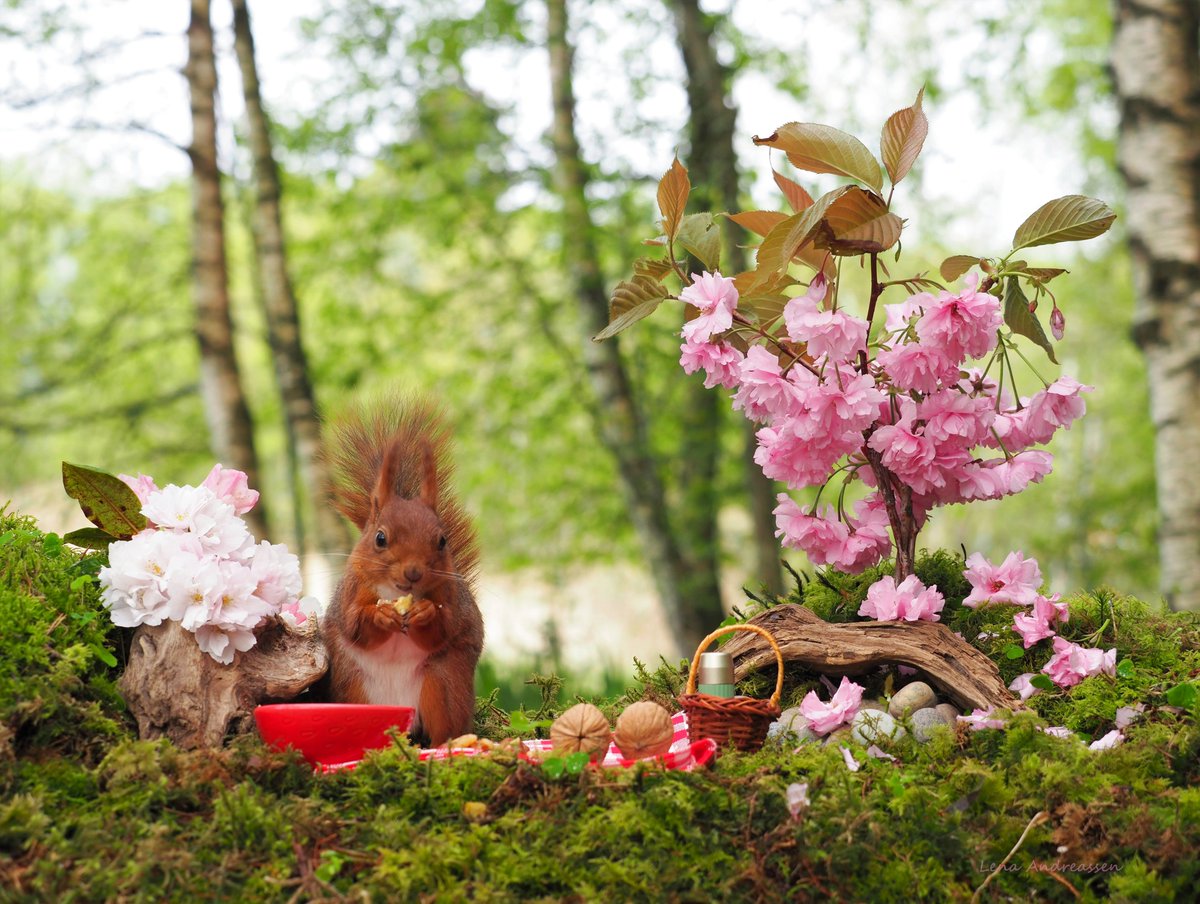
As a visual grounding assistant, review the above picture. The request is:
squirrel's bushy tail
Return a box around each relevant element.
[322,389,479,586]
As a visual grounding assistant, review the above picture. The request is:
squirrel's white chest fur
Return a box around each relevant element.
[344,631,428,716]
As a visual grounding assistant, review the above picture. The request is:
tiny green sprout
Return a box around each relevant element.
[314,850,346,884]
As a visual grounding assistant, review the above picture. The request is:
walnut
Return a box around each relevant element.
[612,700,674,761]
[550,703,612,759]
[376,594,413,615]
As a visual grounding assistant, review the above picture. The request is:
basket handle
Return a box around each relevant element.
[684,623,785,707]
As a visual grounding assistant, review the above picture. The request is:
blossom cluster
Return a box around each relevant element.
[677,270,1091,583]
[961,551,1115,698]
[798,675,864,734]
[98,465,315,664]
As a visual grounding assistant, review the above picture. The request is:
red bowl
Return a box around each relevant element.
[254,704,414,768]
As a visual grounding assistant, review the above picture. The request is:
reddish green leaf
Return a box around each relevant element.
[594,276,670,341]
[676,213,721,272]
[753,123,883,193]
[772,170,814,213]
[1012,195,1116,251]
[815,187,903,255]
[728,210,788,238]
[63,527,121,551]
[632,257,674,280]
[62,462,147,539]
[880,86,928,185]
[657,157,690,243]
[753,185,856,276]
[1003,277,1058,364]
[940,255,980,282]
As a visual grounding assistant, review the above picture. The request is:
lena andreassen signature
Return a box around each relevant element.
[975,859,1123,874]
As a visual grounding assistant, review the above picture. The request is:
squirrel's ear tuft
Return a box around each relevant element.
[371,439,402,519]
[419,442,440,510]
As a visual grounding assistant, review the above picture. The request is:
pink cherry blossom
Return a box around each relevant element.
[799,676,864,735]
[915,274,1003,363]
[1012,593,1069,647]
[918,391,994,448]
[858,574,944,622]
[876,342,957,394]
[1008,673,1042,701]
[1022,377,1092,441]
[119,473,160,506]
[958,707,1007,731]
[1042,637,1117,688]
[1088,729,1124,751]
[785,284,869,362]
[774,496,892,574]
[756,423,853,490]
[680,338,744,389]
[732,346,799,422]
[680,270,738,342]
[883,291,934,332]
[867,420,944,494]
[963,551,1043,607]
[202,464,260,515]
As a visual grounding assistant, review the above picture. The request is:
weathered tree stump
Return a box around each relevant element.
[119,618,328,749]
[723,604,1016,713]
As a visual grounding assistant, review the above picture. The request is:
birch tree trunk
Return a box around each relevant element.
[230,0,349,555]
[669,0,784,598]
[1111,0,1200,611]
[186,0,268,540]
[546,0,724,654]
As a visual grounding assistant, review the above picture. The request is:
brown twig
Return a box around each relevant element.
[971,810,1049,903]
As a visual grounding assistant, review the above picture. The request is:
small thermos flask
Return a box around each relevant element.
[697,651,736,697]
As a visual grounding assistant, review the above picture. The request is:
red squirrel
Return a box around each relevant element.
[320,395,483,747]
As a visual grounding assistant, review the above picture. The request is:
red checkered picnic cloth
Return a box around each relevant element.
[418,710,717,771]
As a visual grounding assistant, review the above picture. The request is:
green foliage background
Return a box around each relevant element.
[0,0,1160,666]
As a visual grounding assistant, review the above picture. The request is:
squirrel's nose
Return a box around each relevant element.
[404,565,424,584]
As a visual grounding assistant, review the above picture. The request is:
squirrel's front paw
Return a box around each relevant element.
[371,601,407,632]
[405,597,440,628]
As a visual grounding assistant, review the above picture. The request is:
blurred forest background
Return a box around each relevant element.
[0,0,1174,699]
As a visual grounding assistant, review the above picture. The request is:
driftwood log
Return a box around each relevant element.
[723,604,1017,714]
[119,618,328,749]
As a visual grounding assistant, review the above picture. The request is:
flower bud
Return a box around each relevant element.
[1050,304,1065,340]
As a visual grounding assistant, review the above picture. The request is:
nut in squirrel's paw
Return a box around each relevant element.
[375,593,414,615]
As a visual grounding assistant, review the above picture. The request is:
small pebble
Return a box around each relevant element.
[823,727,854,747]
[889,681,937,718]
[851,709,906,745]
[767,707,817,746]
[910,706,956,743]
[934,703,959,723]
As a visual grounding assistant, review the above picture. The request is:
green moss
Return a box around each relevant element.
[0,510,130,776]
[4,510,1200,901]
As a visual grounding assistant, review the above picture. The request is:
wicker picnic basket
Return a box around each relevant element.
[678,623,784,752]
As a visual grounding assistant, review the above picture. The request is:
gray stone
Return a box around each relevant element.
[823,727,854,747]
[889,681,937,718]
[767,707,818,746]
[910,706,957,743]
[851,709,906,745]
[934,703,960,723]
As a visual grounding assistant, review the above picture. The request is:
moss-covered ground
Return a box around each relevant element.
[2,510,1198,902]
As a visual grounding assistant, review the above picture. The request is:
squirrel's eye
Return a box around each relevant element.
[438,534,448,551]
[375,530,387,549]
